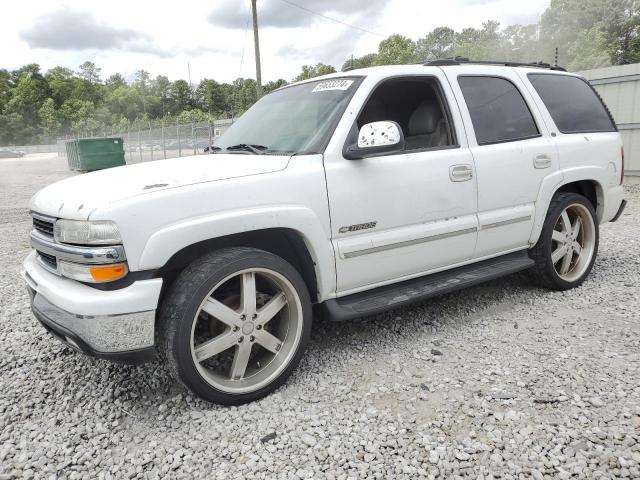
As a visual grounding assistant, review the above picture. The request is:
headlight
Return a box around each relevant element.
[58,260,128,283]
[54,220,122,245]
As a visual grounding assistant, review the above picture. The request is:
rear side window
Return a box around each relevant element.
[528,74,616,134]
[458,76,539,145]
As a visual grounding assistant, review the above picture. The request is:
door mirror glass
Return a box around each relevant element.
[358,121,403,148]
[344,121,405,159]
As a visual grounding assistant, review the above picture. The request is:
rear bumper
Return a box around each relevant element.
[22,251,162,364]
[611,199,627,222]
[603,185,625,222]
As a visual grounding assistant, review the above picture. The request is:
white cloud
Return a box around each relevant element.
[1,0,550,84]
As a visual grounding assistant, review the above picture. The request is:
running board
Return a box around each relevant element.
[323,251,534,321]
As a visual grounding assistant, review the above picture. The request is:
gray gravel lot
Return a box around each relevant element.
[1,155,639,479]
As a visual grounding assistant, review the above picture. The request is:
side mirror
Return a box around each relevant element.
[343,121,405,160]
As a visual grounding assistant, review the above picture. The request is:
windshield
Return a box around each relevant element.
[214,77,361,154]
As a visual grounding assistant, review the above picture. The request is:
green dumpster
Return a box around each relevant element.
[65,138,126,172]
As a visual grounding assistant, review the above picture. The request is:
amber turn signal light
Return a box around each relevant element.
[89,264,128,282]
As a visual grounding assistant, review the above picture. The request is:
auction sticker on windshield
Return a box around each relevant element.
[312,79,354,92]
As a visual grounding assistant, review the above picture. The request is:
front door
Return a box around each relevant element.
[323,73,478,295]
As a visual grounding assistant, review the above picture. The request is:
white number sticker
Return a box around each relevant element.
[312,79,354,92]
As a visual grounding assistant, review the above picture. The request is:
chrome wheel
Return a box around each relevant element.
[190,268,303,394]
[551,203,596,282]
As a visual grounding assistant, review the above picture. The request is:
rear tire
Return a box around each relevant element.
[158,247,312,405]
[529,192,599,290]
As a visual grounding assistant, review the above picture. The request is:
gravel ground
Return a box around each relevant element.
[1,155,639,480]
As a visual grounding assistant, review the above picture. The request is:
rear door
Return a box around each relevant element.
[443,66,559,258]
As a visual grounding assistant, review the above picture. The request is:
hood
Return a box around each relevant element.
[30,153,290,219]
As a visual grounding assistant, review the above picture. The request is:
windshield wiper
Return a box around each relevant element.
[224,143,268,155]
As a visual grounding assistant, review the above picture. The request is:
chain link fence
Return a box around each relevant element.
[57,119,234,163]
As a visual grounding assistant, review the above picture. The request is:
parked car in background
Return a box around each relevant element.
[0,148,26,158]
[23,59,626,405]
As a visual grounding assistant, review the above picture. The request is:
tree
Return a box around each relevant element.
[45,67,74,107]
[0,69,11,113]
[263,79,288,94]
[169,80,192,114]
[151,75,171,116]
[60,98,99,134]
[78,61,101,84]
[415,27,456,61]
[107,85,143,121]
[605,0,640,64]
[376,34,417,65]
[105,73,126,90]
[230,78,258,114]
[293,63,337,82]
[38,98,61,140]
[341,53,378,71]
[11,64,43,83]
[568,26,612,70]
[196,79,227,116]
[5,75,46,130]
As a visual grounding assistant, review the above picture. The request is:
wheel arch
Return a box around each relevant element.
[157,228,321,304]
[530,170,604,245]
[555,180,603,219]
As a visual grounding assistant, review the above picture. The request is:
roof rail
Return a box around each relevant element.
[424,56,566,71]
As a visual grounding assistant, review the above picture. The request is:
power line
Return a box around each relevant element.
[278,0,384,37]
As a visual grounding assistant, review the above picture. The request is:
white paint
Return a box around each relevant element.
[22,251,162,316]
[25,64,625,320]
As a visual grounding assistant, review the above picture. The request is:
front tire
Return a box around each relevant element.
[158,247,312,405]
[529,192,599,290]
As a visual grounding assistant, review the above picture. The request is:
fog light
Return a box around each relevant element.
[58,260,128,283]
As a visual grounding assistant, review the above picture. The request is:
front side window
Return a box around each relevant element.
[458,76,539,145]
[355,77,455,151]
[528,74,616,134]
[215,77,361,154]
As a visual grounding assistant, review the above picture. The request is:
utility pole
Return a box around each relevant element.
[251,0,263,98]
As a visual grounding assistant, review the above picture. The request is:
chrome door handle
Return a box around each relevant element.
[533,153,552,169]
[449,164,473,182]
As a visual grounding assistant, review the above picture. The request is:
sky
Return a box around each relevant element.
[3,0,550,84]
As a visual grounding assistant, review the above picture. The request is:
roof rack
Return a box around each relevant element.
[424,56,566,71]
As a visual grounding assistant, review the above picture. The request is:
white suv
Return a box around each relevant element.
[23,60,627,404]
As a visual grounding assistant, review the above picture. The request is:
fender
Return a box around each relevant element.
[529,166,605,244]
[138,205,336,301]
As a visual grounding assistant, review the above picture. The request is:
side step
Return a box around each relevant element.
[323,250,534,321]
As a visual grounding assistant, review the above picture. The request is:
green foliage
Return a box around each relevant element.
[1,0,638,146]
[294,63,337,81]
[376,34,417,65]
[263,78,288,94]
[78,61,101,84]
[341,53,378,71]
[415,27,456,61]
[38,98,61,138]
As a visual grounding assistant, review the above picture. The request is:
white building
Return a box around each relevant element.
[579,63,640,181]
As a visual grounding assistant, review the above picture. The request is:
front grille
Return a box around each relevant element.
[33,216,54,237]
[37,251,57,270]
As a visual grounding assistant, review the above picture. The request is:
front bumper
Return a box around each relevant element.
[22,251,162,363]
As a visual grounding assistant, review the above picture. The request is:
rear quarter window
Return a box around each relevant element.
[527,74,616,134]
